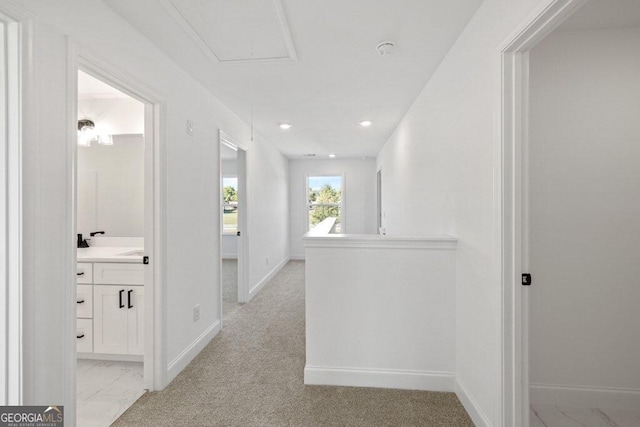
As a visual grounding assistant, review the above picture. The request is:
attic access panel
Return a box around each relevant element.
[163,0,297,63]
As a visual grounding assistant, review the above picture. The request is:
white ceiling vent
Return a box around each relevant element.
[375,41,395,56]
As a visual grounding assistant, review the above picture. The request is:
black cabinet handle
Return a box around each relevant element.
[77,272,85,276]
[76,299,85,304]
[119,289,125,308]
[77,334,85,339]
[128,289,133,309]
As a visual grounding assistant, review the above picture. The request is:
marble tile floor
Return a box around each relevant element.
[77,359,145,427]
[531,404,640,427]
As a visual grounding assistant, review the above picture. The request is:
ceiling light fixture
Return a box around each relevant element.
[77,119,96,147]
[279,123,292,130]
[375,41,395,56]
[359,120,372,127]
[77,118,112,147]
[329,154,336,158]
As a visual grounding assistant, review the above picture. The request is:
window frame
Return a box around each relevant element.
[305,174,345,232]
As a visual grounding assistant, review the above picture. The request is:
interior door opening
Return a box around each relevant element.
[219,131,248,322]
[74,69,151,426]
[527,3,640,424]
[501,0,640,425]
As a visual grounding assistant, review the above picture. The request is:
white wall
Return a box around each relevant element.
[304,236,457,392]
[15,0,289,416]
[78,135,144,237]
[528,27,640,407]
[289,158,376,258]
[221,159,237,177]
[375,0,548,425]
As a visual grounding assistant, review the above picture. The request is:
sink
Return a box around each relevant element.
[118,249,144,257]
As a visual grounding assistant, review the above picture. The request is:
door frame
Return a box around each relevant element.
[67,41,167,404]
[499,0,587,425]
[0,3,32,406]
[376,168,382,232]
[219,130,249,308]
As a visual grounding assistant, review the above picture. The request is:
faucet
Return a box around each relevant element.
[90,231,105,237]
[77,233,90,248]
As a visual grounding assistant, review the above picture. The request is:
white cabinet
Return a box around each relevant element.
[93,285,144,355]
[77,262,93,284]
[76,319,93,353]
[94,262,144,285]
[76,260,144,358]
[127,286,144,355]
[76,285,93,319]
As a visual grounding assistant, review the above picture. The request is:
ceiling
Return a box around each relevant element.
[221,143,238,160]
[559,0,640,31]
[104,0,483,158]
[78,70,129,99]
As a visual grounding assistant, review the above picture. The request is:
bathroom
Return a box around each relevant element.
[75,70,147,427]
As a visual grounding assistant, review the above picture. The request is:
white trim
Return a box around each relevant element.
[289,255,305,261]
[456,379,492,427]
[248,256,288,300]
[0,4,29,405]
[166,320,220,383]
[529,383,640,411]
[304,366,455,392]
[158,0,297,64]
[498,1,588,425]
[77,353,143,363]
[303,235,457,250]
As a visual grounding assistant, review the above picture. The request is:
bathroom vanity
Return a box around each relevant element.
[76,246,144,360]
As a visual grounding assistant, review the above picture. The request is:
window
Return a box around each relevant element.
[307,175,343,232]
[222,177,238,233]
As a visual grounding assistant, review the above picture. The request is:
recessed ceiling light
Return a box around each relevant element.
[279,123,292,130]
[329,154,336,158]
[359,120,372,127]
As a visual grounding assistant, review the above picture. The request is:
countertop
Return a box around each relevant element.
[77,246,144,263]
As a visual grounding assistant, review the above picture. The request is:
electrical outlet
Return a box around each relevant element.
[266,257,269,266]
[187,120,194,136]
[193,304,200,322]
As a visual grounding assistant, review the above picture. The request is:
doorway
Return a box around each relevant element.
[219,131,248,321]
[501,0,640,425]
[75,69,148,426]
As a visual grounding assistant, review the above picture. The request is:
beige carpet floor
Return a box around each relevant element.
[113,260,473,426]
[222,259,240,318]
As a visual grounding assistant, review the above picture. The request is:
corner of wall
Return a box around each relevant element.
[166,320,220,384]
[455,379,493,427]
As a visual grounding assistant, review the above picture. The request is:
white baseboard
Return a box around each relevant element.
[289,254,305,261]
[530,383,640,411]
[455,379,491,427]
[304,365,454,392]
[248,257,289,300]
[166,320,220,384]
[77,353,143,362]
[221,254,237,260]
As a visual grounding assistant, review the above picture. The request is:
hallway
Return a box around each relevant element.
[113,261,472,426]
